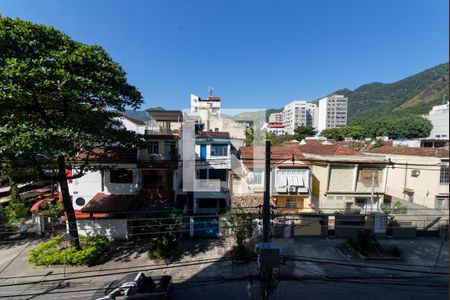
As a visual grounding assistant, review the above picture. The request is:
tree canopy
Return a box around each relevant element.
[321,125,364,141]
[0,17,143,248]
[350,114,432,139]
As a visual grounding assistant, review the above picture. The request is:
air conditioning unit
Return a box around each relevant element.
[287,185,298,194]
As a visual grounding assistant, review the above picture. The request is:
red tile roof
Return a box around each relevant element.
[299,143,362,156]
[364,146,449,158]
[81,193,138,213]
[240,144,306,170]
[207,96,221,101]
[197,131,230,139]
[72,147,138,163]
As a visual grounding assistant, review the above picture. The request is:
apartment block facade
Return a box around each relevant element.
[317,95,348,132]
[428,102,449,139]
[282,100,318,134]
[269,112,283,123]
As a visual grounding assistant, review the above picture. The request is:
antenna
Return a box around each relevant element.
[208,86,214,97]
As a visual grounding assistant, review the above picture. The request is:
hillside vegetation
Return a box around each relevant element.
[336,63,449,121]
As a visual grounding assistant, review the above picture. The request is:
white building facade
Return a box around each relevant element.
[282,100,318,134]
[317,95,348,132]
[269,112,283,123]
[190,94,246,139]
[428,102,449,139]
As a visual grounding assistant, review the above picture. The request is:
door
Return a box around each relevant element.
[200,144,207,161]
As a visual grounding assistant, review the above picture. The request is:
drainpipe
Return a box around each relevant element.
[326,164,331,192]
[404,162,408,201]
[383,165,388,195]
[352,164,358,192]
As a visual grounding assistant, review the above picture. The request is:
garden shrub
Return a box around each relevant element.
[27,235,108,266]
[134,204,183,261]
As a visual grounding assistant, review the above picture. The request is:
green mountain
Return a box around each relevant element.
[328,63,449,121]
[227,108,283,123]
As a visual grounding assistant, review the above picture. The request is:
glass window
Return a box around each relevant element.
[440,164,449,184]
[148,141,159,154]
[252,171,263,185]
[110,169,133,183]
[210,144,228,156]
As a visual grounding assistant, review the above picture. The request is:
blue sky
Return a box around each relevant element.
[1,0,448,109]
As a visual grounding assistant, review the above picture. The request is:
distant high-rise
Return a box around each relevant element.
[282,100,318,134]
[428,102,449,139]
[317,95,348,132]
[269,112,283,123]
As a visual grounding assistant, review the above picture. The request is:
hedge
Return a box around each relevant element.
[27,235,108,266]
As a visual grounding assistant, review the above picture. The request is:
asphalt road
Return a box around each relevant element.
[1,274,448,300]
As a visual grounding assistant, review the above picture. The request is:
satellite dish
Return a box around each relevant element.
[208,86,214,96]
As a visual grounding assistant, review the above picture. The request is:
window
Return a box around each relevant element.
[440,164,449,184]
[148,141,159,154]
[285,198,297,208]
[358,168,380,186]
[435,198,448,210]
[252,171,263,185]
[210,144,228,156]
[355,198,367,208]
[110,169,133,183]
[164,141,176,159]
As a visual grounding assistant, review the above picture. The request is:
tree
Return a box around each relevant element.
[351,114,432,139]
[0,17,143,249]
[293,126,316,141]
[245,125,266,146]
[322,125,364,141]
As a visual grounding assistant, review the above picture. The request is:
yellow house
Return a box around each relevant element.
[233,144,313,213]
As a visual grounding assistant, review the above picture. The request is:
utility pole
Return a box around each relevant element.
[263,141,271,243]
[259,141,273,300]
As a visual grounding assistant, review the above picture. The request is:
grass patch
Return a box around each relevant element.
[27,235,108,266]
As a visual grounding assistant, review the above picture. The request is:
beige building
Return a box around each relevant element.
[364,147,449,210]
[233,141,387,214]
[299,141,387,213]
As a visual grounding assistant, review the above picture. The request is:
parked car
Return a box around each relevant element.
[93,272,173,300]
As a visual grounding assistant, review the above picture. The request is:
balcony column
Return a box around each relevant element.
[352,164,359,192]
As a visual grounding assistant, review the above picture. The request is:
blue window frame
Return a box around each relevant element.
[210,144,228,156]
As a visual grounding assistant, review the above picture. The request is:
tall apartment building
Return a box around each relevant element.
[317,95,348,132]
[282,100,318,134]
[428,102,449,139]
[269,112,283,123]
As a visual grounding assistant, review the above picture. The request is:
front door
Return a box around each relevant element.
[200,144,207,161]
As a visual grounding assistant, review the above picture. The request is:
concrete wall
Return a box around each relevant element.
[75,219,129,240]
[69,163,140,210]
[119,117,146,134]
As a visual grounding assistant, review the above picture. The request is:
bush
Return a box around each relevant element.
[231,244,252,260]
[135,204,183,261]
[27,235,108,266]
[148,235,178,260]
[388,245,402,257]
[5,201,29,222]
